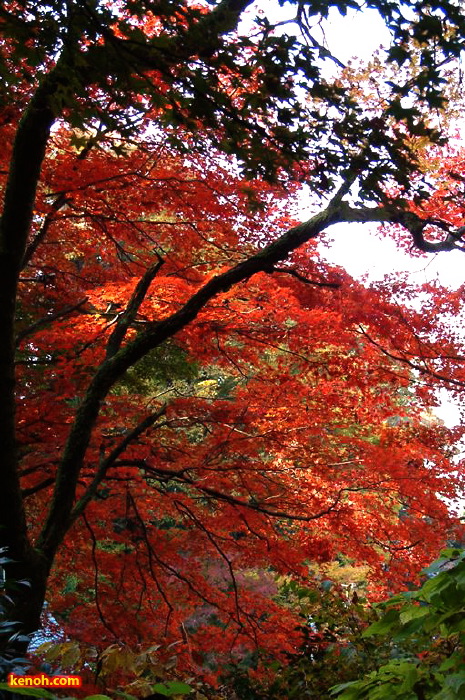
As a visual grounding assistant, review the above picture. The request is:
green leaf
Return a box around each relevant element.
[151,681,192,696]
[330,680,363,698]
[363,608,400,637]
[439,655,462,672]
[399,605,429,625]
[444,674,465,692]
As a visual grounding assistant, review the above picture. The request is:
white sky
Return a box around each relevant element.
[316,7,391,63]
[311,8,465,287]
[320,222,465,289]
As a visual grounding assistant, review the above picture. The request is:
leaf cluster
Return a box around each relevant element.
[332,548,465,699]
[2,0,465,197]
[0,549,31,681]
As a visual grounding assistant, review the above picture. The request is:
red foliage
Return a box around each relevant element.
[7,117,465,677]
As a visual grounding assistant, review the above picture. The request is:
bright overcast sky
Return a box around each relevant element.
[309,8,465,290]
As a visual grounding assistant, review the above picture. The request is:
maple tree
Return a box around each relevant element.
[2,0,465,691]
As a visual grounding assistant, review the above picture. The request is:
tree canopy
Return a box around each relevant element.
[2,0,465,694]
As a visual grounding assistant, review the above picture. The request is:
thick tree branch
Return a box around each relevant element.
[21,193,70,270]
[22,478,55,498]
[0,52,71,568]
[105,254,164,359]
[341,203,465,252]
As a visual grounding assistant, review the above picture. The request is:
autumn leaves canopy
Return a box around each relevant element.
[1,0,465,685]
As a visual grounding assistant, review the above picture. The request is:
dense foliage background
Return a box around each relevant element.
[2,1,465,697]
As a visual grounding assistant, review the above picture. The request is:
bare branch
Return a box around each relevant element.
[340,202,465,252]
[82,513,119,639]
[133,459,343,522]
[357,325,465,388]
[105,254,164,359]
[21,193,70,270]
[21,478,55,498]
[70,405,167,523]
[271,267,341,288]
